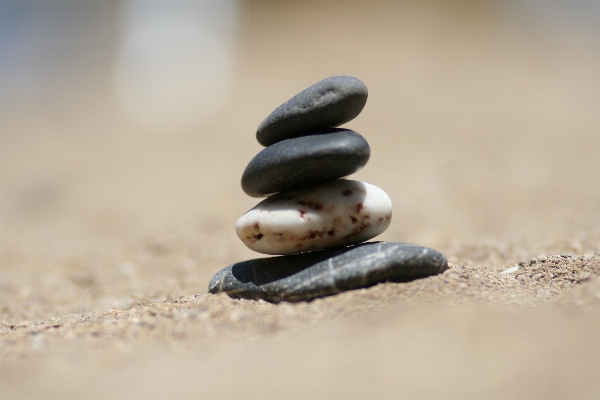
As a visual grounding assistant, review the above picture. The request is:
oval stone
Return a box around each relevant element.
[256,76,368,146]
[208,242,448,303]
[241,129,370,197]
[236,180,392,255]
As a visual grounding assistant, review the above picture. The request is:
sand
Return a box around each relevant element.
[1,3,600,399]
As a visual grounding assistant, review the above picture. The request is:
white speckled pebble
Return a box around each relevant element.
[235,180,392,255]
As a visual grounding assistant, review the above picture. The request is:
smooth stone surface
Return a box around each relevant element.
[241,129,370,197]
[257,76,368,146]
[208,242,448,303]
[236,180,392,255]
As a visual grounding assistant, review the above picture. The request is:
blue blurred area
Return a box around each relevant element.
[0,1,598,129]
[1,0,239,129]
[1,1,119,110]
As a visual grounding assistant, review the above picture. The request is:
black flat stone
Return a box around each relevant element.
[241,128,370,197]
[208,242,448,303]
[257,76,368,146]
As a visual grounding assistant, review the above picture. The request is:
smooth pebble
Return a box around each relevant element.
[236,179,392,255]
[256,76,368,146]
[241,129,370,197]
[208,242,448,303]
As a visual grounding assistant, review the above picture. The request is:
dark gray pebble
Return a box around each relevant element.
[257,76,368,146]
[208,242,448,303]
[241,128,370,197]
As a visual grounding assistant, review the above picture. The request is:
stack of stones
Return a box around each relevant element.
[209,76,447,302]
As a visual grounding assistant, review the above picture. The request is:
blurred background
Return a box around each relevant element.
[1,1,600,320]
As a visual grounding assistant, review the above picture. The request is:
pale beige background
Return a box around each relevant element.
[1,2,600,399]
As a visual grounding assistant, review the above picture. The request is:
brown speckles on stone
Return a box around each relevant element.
[304,230,324,240]
[298,200,323,210]
[235,180,392,255]
[243,222,264,243]
[344,221,371,239]
[376,214,391,225]
[246,232,263,242]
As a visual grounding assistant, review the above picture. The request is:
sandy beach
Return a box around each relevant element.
[2,2,600,399]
